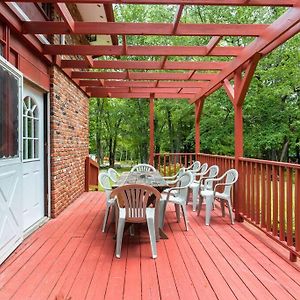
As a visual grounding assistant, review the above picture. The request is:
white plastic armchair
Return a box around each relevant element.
[189,163,208,211]
[198,169,238,225]
[111,184,161,259]
[163,167,185,185]
[199,165,220,191]
[160,171,193,231]
[185,160,201,173]
[98,173,115,232]
[107,167,120,183]
[130,163,156,172]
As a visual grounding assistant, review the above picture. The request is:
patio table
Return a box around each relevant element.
[112,171,169,239]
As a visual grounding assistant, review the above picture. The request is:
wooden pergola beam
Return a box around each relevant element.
[9,0,297,6]
[79,80,210,88]
[61,59,228,70]
[54,3,75,32]
[72,71,217,81]
[190,6,300,103]
[23,22,269,36]
[89,92,192,99]
[86,87,202,94]
[43,45,242,56]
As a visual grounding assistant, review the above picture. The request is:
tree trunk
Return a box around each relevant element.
[280,140,289,162]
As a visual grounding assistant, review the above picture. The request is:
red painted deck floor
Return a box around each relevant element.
[1,192,300,300]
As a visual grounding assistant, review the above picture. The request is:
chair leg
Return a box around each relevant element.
[175,204,181,222]
[102,205,111,233]
[159,200,167,229]
[192,186,199,212]
[197,195,203,216]
[181,204,189,231]
[115,217,125,258]
[220,200,225,217]
[129,224,135,236]
[227,200,234,225]
[205,196,214,226]
[146,216,157,259]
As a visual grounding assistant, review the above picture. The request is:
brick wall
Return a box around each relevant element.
[50,66,89,217]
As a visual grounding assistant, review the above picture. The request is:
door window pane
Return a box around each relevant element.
[0,64,19,159]
[22,96,39,160]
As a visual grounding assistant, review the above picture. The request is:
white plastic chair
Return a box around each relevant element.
[98,173,115,232]
[160,171,193,231]
[163,167,185,185]
[185,160,201,173]
[198,169,238,225]
[107,167,120,183]
[111,184,161,259]
[189,163,208,211]
[130,163,156,172]
[199,165,220,191]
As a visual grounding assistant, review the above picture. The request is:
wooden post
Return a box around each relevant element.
[149,94,155,166]
[195,103,200,154]
[194,99,204,160]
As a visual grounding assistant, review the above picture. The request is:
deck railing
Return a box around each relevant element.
[85,157,99,192]
[154,152,300,261]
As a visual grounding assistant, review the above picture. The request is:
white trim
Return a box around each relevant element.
[23,217,49,239]
[0,55,23,166]
[46,92,51,218]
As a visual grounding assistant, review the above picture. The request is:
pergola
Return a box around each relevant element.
[2,0,300,165]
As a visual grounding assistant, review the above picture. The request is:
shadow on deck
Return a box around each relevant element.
[1,192,300,300]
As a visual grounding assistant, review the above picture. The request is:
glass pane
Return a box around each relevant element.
[28,139,33,159]
[33,105,38,118]
[23,139,28,160]
[34,119,39,138]
[23,116,27,138]
[27,117,33,138]
[0,65,19,159]
[34,139,39,159]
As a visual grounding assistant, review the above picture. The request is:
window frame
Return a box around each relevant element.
[0,55,23,166]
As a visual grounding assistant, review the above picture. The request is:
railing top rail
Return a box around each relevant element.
[154,152,199,156]
[240,157,300,169]
[198,153,235,160]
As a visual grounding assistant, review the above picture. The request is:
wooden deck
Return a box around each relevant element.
[1,192,300,300]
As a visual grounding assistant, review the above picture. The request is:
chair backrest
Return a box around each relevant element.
[223,169,239,196]
[177,171,193,200]
[199,163,208,174]
[131,163,156,172]
[111,184,161,222]
[187,161,201,173]
[205,165,219,189]
[98,172,112,201]
[108,168,120,183]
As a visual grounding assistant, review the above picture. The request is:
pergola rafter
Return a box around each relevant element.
[9,0,299,102]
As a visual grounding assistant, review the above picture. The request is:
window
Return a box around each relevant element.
[22,96,39,160]
[0,64,19,159]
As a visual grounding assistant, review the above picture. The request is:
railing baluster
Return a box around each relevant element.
[255,163,260,224]
[250,163,255,221]
[295,169,300,252]
[279,166,285,241]
[163,154,166,176]
[266,164,272,232]
[272,165,278,237]
[261,164,266,228]
[287,168,293,246]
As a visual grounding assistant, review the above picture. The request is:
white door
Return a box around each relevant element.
[0,57,23,264]
[22,84,45,232]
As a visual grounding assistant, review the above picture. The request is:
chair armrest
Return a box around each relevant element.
[163,174,177,180]
[213,183,233,193]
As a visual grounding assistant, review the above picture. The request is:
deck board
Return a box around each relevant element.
[1,192,300,300]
